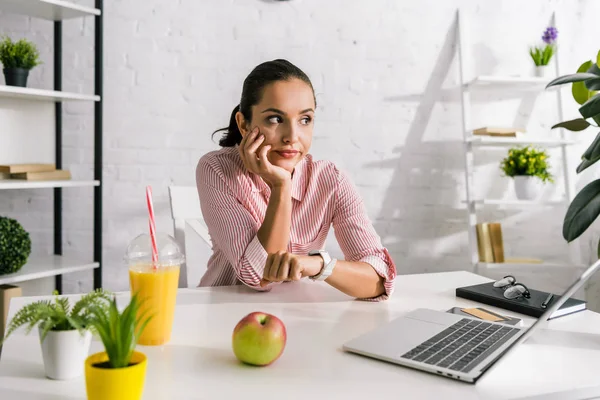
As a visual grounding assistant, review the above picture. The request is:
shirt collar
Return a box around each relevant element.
[250,155,308,201]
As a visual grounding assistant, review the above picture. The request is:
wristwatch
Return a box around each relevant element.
[308,249,337,281]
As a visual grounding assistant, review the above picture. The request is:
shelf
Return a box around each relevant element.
[464,75,555,89]
[466,136,575,147]
[0,0,100,20]
[466,199,566,207]
[0,255,98,285]
[0,85,100,102]
[0,180,99,190]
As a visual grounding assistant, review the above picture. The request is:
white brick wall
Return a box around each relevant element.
[2,0,600,299]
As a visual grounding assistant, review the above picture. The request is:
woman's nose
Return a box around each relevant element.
[282,123,299,144]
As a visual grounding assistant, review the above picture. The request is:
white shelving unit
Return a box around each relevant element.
[0,180,99,190]
[456,10,583,273]
[0,256,98,286]
[0,0,102,290]
[0,0,100,20]
[0,85,100,102]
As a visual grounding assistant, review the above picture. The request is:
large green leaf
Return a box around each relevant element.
[573,61,595,105]
[551,118,591,131]
[563,179,600,242]
[597,49,600,68]
[546,72,597,88]
[576,156,600,173]
[579,93,600,119]
[583,132,600,160]
[585,63,600,90]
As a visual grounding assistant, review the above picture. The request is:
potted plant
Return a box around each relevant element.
[1,289,111,380]
[545,50,600,251]
[500,146,554,200]
[529,26,558,77]
[0,216,31,275]
[0,36,41,87]
[85,293,152,400]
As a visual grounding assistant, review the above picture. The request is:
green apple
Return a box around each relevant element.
[232,312,287,366]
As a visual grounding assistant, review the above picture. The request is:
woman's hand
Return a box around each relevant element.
[260,252,323,287]
[239,127,291,187]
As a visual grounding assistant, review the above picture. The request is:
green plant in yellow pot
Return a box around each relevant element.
[85,293,152,400]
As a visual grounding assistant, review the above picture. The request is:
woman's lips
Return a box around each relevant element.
[275,150,299,159]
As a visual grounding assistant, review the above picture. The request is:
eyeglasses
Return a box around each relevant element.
[493,275,531,300]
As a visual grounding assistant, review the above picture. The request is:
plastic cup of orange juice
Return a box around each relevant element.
[124,233,184,346]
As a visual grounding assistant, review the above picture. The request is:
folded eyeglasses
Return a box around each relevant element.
[493,275,531,300]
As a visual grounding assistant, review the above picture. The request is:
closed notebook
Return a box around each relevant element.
[456,281,586,320]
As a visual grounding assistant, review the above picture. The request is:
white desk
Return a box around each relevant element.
[2,271,600,400]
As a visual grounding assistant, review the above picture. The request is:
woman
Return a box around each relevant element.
[196,59,396,301]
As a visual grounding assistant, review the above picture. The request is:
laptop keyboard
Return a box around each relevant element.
[400,318,520,373]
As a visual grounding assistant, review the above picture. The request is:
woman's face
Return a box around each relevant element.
[238,78,316,173]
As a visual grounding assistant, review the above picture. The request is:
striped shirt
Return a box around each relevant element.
[195,146,396,301]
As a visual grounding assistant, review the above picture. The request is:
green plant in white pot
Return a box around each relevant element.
[0,36,41,87]
[500,146,554,200]
[1,289,111,380]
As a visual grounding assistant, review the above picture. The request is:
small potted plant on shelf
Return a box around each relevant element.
[1,288,111,380]
[500,146,554,200]
[529,26,558,77]
[85,293,152,400]
[0,216,31,275]
[0,36,41,87]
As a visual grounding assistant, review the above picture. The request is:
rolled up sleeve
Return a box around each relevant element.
[196,159,270,291]
[332,169,397,301]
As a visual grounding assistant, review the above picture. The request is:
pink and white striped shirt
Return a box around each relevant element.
[195,146,397,301]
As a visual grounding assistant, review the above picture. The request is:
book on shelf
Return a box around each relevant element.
[472,127,524,137]
[476,222,543,264]
[10,169,71,181]
[0,163,55,174]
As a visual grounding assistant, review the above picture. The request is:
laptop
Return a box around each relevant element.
[342,258,600,384]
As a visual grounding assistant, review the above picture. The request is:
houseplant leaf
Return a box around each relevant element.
[585,63,600,90]
[551,118,591,131]
[579,93,600,119]
[563,179,600,242]
[582,132,600,160]
[546,72,597,89]
[597,49,600,68]
[573,61,596,105]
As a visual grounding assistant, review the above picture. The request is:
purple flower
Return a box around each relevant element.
[542,27,558,44]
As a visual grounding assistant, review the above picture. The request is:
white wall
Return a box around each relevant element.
[1,0,600,298]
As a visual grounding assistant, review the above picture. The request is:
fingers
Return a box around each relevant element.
[257,144,272,168]
[239,127,258,163]
[276,252,291,281]
[290,258,303,281]
[246,133,265,155]
[263,251,283,283]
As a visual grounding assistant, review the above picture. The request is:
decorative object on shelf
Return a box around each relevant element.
[545,49,600,251]
[0,216,31,275]
[500,146,553,200]
[473,127,522,137]
[476,222,504,263]
[0,36,41,87]
[85,293,152,400]
[1,289,112,380]
[529,26,557,77]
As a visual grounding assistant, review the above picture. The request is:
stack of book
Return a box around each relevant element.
[0,164,71,181]
[472,127,524,137]
[476,222,542,264]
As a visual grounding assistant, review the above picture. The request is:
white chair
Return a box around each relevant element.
[168,186,212,288]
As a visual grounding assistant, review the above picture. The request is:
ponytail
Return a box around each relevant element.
[212,105,243,147]
[211,59,316,148]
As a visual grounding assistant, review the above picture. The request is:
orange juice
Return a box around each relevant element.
[129,264,180,346]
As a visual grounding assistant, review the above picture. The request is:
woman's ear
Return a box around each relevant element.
[235,111,249,138]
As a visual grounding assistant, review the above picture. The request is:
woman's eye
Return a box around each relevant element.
[300,116,312,125]
[267,116,282,124]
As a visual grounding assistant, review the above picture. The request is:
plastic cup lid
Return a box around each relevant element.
[124,232,185,267]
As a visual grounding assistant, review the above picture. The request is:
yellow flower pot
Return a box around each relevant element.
[85,351,147,400]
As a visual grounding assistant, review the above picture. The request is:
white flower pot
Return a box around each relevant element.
[514,176,542,200]
[534,65,551,77]
[39,327,92,380]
